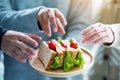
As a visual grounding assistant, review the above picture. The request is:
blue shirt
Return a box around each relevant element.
[0,0,92,80]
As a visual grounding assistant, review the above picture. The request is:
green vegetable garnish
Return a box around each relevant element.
[76,50,85,67]
[50,55,60,69]
[63,50,79,72]
[58,37,63,44]
[69,38,75,43]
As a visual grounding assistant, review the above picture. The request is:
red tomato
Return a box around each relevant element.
[48,41,56,51]
[61,43,67,48]
[70,42,78,49]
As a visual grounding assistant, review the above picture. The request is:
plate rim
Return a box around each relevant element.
[29,47,94,77]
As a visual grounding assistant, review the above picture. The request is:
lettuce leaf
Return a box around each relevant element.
[50,49,85,71]
[76,50,85,67]
[50,55,60,69]
[63,50,79,72]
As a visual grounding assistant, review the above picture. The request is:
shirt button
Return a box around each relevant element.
[103,54,109,60]
[103,76,107,80]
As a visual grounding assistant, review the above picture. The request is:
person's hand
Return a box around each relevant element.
[38,7,67,37]
[81,23,114,44]
[1,30,42,63]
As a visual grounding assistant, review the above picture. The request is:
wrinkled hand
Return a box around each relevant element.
[1,30,42,63]
[81,23,114,44]
[38,7,67,37]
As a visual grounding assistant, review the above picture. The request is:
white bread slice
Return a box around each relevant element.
[67,47,78,59]
[62,40,78,59]
[38,41,56,70]
[51,39,64,67]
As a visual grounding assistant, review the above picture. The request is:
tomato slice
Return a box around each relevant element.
[70,42,78,49]
[48,41,56,51]
[61,43,67,48]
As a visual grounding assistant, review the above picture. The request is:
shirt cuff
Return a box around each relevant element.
[103,24,120,47]
[37,6,46,30]
[0,27,8,50]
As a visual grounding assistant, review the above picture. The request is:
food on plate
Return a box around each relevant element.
[38,38,85,72]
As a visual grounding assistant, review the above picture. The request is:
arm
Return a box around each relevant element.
[0,0,41,32]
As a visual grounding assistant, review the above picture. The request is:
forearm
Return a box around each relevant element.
[0,7,42,32]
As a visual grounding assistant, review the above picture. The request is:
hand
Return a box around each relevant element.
[38,7,67,37]
[81,23,114,44]
[1,30,42,63]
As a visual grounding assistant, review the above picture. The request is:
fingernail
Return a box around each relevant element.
[82,41,86,44]
[28,55,33,60]
[21,59,26,63]
[47,33,51,37]
[63,31,65,34]
[81,40,84,43]
[81,39,85,43]
[33,42,38,47]
[31,50,36,55]
[53,28,58,32]
[82,40,89,44]
[44,31,47,36]
[38,37,42,40]
[63,22,67,26]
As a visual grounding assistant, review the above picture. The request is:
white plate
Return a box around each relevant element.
[29,48,94,77]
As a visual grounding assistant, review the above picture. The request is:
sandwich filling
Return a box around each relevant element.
[38,38,85,71]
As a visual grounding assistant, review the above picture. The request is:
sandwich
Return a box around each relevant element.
[38,38,85,72]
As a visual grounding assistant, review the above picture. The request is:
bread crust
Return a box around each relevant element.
[38,41,56,70]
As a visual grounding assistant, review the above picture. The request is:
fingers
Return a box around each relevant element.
[13,41,36,61]
[48,9,58,32]
[10,50,26,63]
[84,31,108,44]
[81,23,114,44]
[54,8,67,26]
[38,13,49,36]
[13,45,33,60]
[82,26,106,43]
[9,37,37,63]
[81,23,102,35]
[92,37,109,44]
[38,8,67,37]
[15,41,35,55]
[18,33,38,47]
[26,34,42,41]
[56,18,65,34]
[43,11,51,37]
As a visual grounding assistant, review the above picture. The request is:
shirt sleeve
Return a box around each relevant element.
[103,24,120,47]
[0,0,43,33]
[0,26,8,50]
[64,0,93,50]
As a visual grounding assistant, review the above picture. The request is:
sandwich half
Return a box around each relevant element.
[38,41,57,70]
